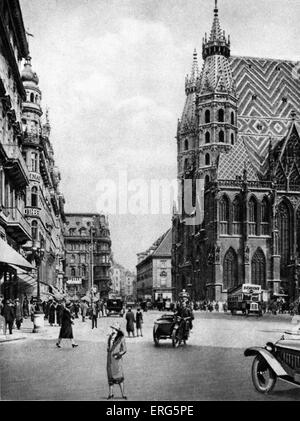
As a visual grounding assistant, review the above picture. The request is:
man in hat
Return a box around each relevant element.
[106,322,127,400]
[125,307,135,337]
[2,300,15,335]
[14,298,23,330]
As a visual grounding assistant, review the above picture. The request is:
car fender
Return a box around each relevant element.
[244,347,288,377]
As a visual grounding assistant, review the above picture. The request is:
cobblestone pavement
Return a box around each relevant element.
[1,311,300,401]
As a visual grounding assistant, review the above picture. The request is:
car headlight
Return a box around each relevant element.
[265,342,274,352]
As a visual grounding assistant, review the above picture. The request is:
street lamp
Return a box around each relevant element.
[32,245,45,333]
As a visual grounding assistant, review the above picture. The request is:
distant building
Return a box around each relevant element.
[110,262,137,301]
[64,213,111,297]
[136,229,173,302]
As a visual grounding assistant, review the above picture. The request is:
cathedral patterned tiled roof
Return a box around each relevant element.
[230,56,300,139]
[199,54,236,95]
[217,56,300,180]
[218,136,259,181]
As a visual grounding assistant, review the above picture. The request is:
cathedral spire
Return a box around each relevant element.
[202,0,230,60]
[185,49,199,95]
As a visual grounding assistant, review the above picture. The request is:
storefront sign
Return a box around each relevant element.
[24,207,40,217]
[67,277,82,285]
[29,172,41,183]
[242,284,262,294]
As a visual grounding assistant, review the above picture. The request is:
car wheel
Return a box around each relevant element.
[251,355,277,394]
[172,328,180,348]
[153,327,159,347]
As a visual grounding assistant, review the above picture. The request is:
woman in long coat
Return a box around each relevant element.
[48,300,57,326]
[56,302,78,348]
[107,323,127,399]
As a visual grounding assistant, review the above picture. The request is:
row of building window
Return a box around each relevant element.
[219,195,270,235]
[204,109,235,125]
[183,131,235,152]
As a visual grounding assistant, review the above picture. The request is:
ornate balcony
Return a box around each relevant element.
[0,206,31,243]
[2,143,29,187]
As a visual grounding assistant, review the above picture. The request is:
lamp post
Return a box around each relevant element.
[32,245,45,333]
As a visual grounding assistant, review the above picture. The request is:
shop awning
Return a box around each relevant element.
[0,238,34,270]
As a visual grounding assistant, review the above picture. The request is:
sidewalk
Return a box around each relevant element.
[0,317,59,344]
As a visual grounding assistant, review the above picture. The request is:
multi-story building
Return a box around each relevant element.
[110,262,124,296]
[172,2,300,303]
[137,229,173,302]
[20,57,66,298]
[124,270,136,301]
[64,213,111,297]
[0,0,35,300]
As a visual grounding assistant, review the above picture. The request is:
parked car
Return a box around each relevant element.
[245,326,300,393]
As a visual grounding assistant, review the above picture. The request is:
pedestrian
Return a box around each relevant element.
[91,302,99,329]
[56,301,64,326]
[29,300,35,322]
[215,301,219,312]
[48,299,57,326]
[135,307,143,337]
[223,301,228,313]
[80,300,88,322]
[103,300,107,317]
[2,300,15,335]
[106,322,127,400]
[56,302,78,348]
[22,295,29,318]
[125,307,135,337]
[74,301,80,318]
[14,298,23,330]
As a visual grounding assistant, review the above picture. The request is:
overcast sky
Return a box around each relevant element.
[20,0,300,271]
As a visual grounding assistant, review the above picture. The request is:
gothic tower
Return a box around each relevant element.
[197,0,238,184]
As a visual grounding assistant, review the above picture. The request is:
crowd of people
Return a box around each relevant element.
[0,297,25,335]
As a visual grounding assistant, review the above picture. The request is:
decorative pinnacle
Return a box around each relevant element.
[214,0,218,16]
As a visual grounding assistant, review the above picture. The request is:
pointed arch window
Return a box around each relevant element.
[231,112,235,125]
[30,93,34,103]
[205,153,210,166]
[223,248,238,290]
[31,186,38,207]
[261,197,270,235]
[218,109,224,122]
[231,133,235,145]
[31,152,38,172]
[277,201,291,274]
[205,132,210,144]
[31,220,38,241]
[219,195,229,235]
[249,197,258,235]
[205,175,210,188]
[71,268,76,277]
[232,196,242,235]
[251,248,266,288]
[184,139,189,151]
[205,110,210,123]
[219,130,224,143]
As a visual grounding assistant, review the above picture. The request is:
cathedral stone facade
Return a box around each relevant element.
[172,2,300,303]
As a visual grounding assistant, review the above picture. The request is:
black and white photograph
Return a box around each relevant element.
[1,0,300,404]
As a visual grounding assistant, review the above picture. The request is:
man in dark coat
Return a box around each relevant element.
[14,298,23,330]
[22,296,29,318]
[125,307,135,337]
[135,308,143,337]
[48,300,57,326]
[56,302,64,326]
[2,300,15,334]
[56,302,78,348]
[91,302,99,329]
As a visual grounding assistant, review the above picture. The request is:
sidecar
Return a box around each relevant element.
[153,313,175,346]
[245,327,300,393]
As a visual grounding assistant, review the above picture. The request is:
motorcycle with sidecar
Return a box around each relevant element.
[153,313,191,348]
[245,324,300,393]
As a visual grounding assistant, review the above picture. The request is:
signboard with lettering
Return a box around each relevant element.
[29,172,41,183]
[24,207,40,217]
[242,284,262,294]
[67,277,82,285]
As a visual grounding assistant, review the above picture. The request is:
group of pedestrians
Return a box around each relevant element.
[125,307,143,337]
[0,297,24,335]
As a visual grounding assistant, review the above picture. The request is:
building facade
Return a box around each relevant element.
[21,57,66,298]
[110,262,136,301]
[0,0,33,299]
[137,229,173,302]
[64,213,111,297]
[172,2,300,303]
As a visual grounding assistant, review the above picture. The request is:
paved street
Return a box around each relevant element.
[1,311,300,401]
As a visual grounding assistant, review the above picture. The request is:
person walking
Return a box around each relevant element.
[22,296,29,318]
[56,302,78,348]
[48,299,57,326]
[2,300,15,335]
[80,300,88,322]
[91,302,99,329]
[56,302,64,326]
[106,322,127,400]
[125,307,135,337]
[14,298,23,330]
[135,307,143,337]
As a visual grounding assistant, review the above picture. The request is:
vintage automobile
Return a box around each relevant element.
[106,298,124,317]
[245,324,300,393]
[153,313,191,348]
